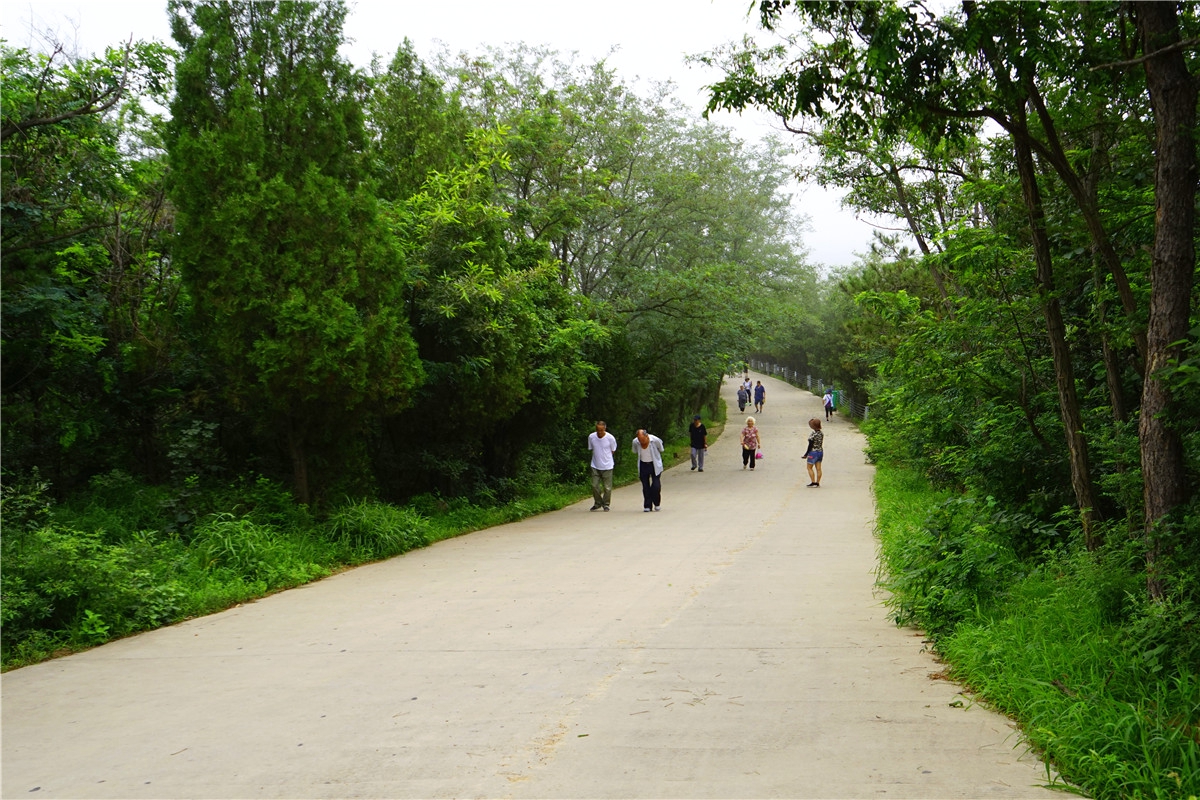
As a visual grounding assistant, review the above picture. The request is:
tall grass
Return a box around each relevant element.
[873,462,1200,800]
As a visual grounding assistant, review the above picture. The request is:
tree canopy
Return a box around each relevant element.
[703,0,1199,601]
[2,2,810,505]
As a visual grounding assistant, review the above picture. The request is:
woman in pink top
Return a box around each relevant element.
[740,416,761,470]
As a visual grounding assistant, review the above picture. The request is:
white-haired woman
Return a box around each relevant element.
[740,416,761,470]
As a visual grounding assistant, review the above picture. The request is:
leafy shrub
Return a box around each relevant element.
[1,522,191,661]
[240,475,311,529]
[199,474,312,531]
[323,499,429,559]
[1136,505,1200,673]
[1127,583,1200,676]
[165,419,225,482]
[877,493,1022,640]
[79,471,175,529]
[0,469,53,532]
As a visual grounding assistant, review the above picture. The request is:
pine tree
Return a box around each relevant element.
[167,0,422,503]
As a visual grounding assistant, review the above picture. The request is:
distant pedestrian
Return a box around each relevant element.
[805,418,824,487]
[689,415,708,472]
[742,375,753,400]
[737,385,749,412]
[741,416,761,470]
[632,429,665,511]
[587,420,618,511]
[754,381,766,413]
[823,389,834,421]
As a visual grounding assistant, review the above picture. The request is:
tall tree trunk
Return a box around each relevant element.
[968,1,1104,548]
[967,0,1147,366]
[1012,108,1102,550]
[1136,1,1197,600]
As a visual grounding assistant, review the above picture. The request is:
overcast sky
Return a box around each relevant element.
[4,0,886,267]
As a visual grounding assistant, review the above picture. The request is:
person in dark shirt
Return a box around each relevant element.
[689,415,708,472]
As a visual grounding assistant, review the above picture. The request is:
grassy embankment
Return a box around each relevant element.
[1,403,727,671]
[872,462,1199,800]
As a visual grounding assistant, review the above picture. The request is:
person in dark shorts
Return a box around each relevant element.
[805,418,824,487]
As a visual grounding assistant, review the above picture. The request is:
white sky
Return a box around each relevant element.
[4,0,887,267]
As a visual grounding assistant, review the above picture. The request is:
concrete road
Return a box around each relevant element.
[2,372,1061,799]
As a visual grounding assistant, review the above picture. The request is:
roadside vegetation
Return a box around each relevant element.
[2,1,787,668]
[707,4,1199,799]
[0,403,724,670]
[4,3,1197,798]
[872,461,1198,800]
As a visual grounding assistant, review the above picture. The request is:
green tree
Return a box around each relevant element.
[438,45,815,436]
[1132,1,1198,598]
[1,40,165,255]
[1,37,179,487]
[167,0,422,504]
[704,0,1200,570]
[367,39,471,203]
[378,130,604,492]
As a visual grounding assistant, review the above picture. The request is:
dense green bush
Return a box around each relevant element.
[0,474,352,667]
[1,522,190,657]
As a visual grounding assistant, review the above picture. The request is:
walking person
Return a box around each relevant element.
[689,415,708,472]
[587,420,618,511]
[741,416,761,470]
[823,388,834,421]
[754,380,766,413]
[805,418,824,487]
[632,428,665,511]
[737,384,749,412]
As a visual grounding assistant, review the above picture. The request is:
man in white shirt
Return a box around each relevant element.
[587,420,618,511]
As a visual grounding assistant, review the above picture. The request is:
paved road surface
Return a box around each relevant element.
[2,372,1060,799]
